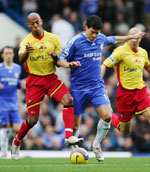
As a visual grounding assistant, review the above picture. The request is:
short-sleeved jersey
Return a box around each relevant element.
[0,62,21,111]
[103,43,150,89]
[19,30,61,76]
[58,32,115,90]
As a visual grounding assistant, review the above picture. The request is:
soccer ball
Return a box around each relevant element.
[70,147,89,164]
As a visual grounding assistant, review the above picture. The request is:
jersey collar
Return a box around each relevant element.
[32,31,44,40]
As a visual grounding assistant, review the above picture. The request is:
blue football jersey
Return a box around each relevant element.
[58,32,115,90]
[0,62,21,111]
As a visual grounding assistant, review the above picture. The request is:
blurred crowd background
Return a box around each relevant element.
[0,0,150,153]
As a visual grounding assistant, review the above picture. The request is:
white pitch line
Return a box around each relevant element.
[0,164,98,168]
[0,163,149,168]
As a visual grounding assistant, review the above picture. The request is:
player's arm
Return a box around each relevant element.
[0,83,4,89]
[101,64,107,78]
[144,66,150,74]
[115,32,145,44]
[19,43,34,63]
[101,49,122,77]
[57,60,81,68]
[0,76,4,89]
[50,51,81,68]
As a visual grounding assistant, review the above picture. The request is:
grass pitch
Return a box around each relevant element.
[0,157,150,172]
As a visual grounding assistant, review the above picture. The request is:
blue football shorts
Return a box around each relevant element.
[71,86,110,116]
[0,110,22,126]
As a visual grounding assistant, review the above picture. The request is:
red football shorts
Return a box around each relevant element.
[116,86,150,122]
[26,73,70,115]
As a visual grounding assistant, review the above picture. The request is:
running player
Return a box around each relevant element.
[11,12,83,160]
[51,15,144,161]
[101,27,150,135]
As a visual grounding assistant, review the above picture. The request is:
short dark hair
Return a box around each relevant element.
[86,15,103,30]
[1,46,14,54]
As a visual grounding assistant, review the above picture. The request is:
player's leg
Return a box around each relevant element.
[111,112,120,128]
[49,81,83,147]
[0,126,10,158]
[71,90,88,138]
[73,115,82,137]
[136,86,150,124]
[90,88,111,161]
[143,108,150,123]
[11,110,22,134]
[115,86,136,135]
[11,107,40,160]
[0,111,10,158]
[112,111,133,135]
[11,75,45,160]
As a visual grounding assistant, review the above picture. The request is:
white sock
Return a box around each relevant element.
[0,128,9,155]
[73,129,80,138]
[93,119,111,148]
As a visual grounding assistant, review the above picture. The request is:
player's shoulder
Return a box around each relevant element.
[113,44,125,53]
[45,30,59,39]
[97,33,109,41]
[68,33,84,46]
[139,46,147,54]
[13,63,21,70]
[0,62,4,68]
[21,33,32,44]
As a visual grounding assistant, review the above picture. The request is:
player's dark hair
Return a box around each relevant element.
[86,15,103,30]
[1,46,14,54]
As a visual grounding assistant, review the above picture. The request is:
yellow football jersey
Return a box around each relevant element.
[19,30,61,76]
[103,43,150,90]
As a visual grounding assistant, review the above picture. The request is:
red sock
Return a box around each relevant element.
[112,112,120,128]
[14,121,31,146]
[63,107,74,139]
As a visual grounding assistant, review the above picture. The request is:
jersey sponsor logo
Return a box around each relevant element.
[1,77,18,85]
[1,78,17,82]
[30,55,50,61]
[109,55,116,64]
[84,52,101,58]
[124,67,138,72]
[93,57,101,61]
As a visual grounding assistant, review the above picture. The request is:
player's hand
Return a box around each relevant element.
[0,83,4,89]
[134,32,145,39]
[26,43,34,53]
[21,79,26,89]
[49,51,58,60]
[69,61,81,68]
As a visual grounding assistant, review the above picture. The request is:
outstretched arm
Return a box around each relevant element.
[115,32,145,44]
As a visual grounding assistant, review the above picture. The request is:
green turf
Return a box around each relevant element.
[0,157,150,172]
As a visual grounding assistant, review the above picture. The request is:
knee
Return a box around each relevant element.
[102,113,112,123]
[62,94,73,106]
[27,116,39,128]
[119,125,131,135]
